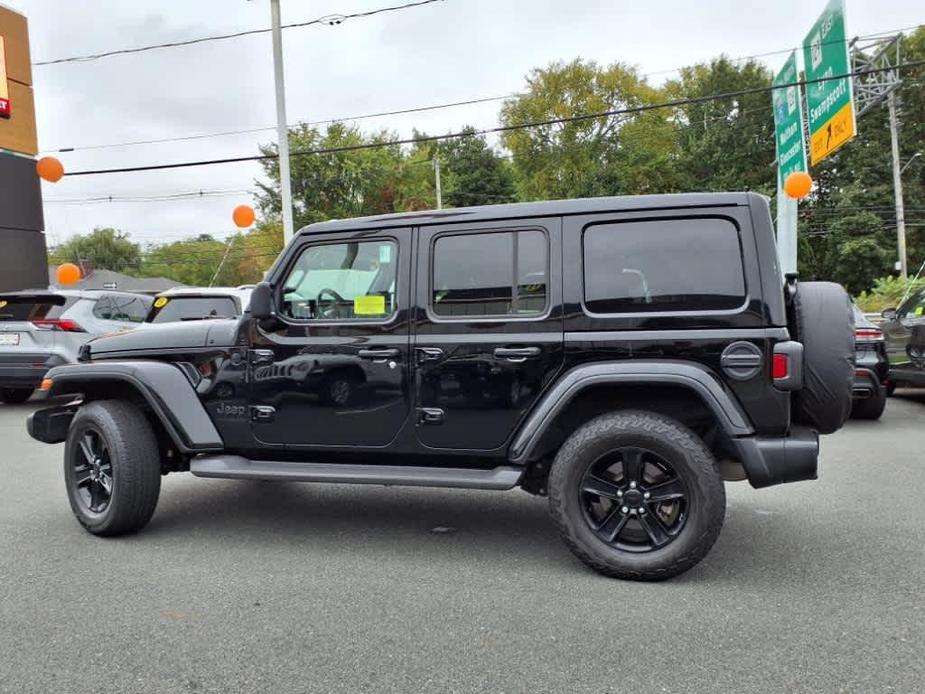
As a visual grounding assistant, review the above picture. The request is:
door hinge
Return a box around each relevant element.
[417,407,445,425]
[416,347,444,363]
[249,349,275,365]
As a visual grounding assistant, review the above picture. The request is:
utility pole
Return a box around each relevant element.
[270,0,295,245]
[433,157,442,210]
[888,91,907,276]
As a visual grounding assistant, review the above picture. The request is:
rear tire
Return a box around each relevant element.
[0,387,33,404]
[548,411,725,581]
[64,400,162,536]
[852,390,886,420]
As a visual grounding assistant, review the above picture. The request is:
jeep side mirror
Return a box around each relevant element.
[250,282,274,320]
[881,308,898,321]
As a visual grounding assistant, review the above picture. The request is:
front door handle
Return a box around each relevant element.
[494,346,541,362]
[358,348,400,360]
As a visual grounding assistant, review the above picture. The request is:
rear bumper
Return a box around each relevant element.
[0,354,68,388]
[852,367,885,400]
[731,426,820,489]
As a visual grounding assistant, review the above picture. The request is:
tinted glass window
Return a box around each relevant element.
[0,295,76,321]
[280,240,397,321]
[583,218,745,314]
[147,296,238,323]
[92,296,113,320]
[99,294,151,323]
[897,289,925,319]
[432,230,547,317]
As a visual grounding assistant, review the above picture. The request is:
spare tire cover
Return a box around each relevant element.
[791,281,855,435]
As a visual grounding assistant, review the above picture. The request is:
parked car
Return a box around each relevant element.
[850,304,889,419]
[27,193,855,581]
[0,290,151,403]
[879,288,925,392]
[142,286,253,324]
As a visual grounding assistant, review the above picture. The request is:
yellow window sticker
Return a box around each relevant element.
[153,297,169,308]
[0,300,7,309]
[354,295,386,316]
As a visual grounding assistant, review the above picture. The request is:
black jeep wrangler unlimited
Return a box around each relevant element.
[28,193,854,580]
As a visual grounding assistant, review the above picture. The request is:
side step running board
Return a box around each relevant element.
[190,455,523,491]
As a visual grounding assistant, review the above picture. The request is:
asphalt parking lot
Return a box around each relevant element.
[1,396,923,694]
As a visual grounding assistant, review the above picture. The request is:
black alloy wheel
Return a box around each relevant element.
[70,427,115,515]
[579,446,689,552]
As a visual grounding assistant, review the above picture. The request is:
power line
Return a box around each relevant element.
[41,94,518,153]
[63,60,925,177]
[41,25,923,154]
[44,189,255,204]
[33,0,445,66]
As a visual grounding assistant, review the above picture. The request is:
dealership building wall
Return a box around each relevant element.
[1,4,49,292]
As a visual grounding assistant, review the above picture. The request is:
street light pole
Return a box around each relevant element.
[888,91,907,277]
[271,0,295,245]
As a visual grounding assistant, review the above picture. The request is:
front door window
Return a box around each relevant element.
[280,240,397,322]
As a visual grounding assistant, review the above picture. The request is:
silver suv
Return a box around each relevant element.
[0,290,152,403]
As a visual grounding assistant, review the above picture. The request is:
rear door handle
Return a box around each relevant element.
[358,348,400,360]
[493,346,541,361]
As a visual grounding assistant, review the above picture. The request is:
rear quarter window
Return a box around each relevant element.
[582,217,746,314]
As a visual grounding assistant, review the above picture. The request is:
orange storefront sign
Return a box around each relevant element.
[0,36,10,118]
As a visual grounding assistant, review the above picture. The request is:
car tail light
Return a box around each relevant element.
[772,353,789,379]
[855,327,884,342]
[31,318,86,332]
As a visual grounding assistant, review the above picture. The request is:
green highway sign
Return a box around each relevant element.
[802,0,856,165]
[772,51,807,185]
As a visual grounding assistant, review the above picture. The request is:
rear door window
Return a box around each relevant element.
[146,296,238,323]
[582,217,746,314]
[431,230,548,318]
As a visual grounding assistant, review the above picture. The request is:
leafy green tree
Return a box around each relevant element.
[139,236,232,286]
[437,128,516,207]
[257,122,407,229]
[500,60,678,200]
[666,57,776,195]
[49,227,141,274]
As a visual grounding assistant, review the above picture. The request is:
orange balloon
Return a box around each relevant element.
[56,263,81,285]
[36,157,65,183]
[784,171,813,200]
[232,204,256,228]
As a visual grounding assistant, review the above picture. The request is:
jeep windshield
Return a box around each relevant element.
[145,296,238,323]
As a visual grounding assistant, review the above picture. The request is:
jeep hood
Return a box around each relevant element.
[86,319,239,358]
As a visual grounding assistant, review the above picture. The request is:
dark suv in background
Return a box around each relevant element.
[880,288,925,393]
[27,193,855,581]
[851,304,889,419]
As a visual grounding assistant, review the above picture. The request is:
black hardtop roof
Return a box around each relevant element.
[298,192,761,235]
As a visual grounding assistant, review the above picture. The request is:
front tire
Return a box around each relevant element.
[64,400,162,536]
[548,411,725,581]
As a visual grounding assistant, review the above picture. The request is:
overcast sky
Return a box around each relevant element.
[10,0,923,247]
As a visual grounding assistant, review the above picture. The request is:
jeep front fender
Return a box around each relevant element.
[35,361,223,453]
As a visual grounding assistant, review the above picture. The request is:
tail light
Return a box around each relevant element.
[855,327,884,343]
[772,340,803,390]
[772,353,789,379]
[32,318,86,332]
